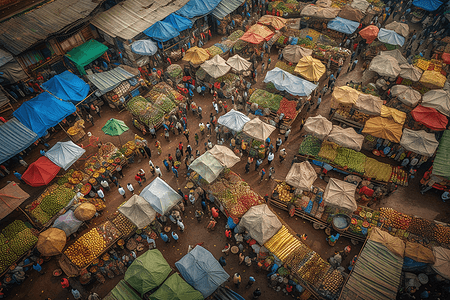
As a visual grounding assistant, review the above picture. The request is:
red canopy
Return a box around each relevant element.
[22,156,61,187]
[240,32,266,44]
[359,25,379,44]
[411,105,448,131]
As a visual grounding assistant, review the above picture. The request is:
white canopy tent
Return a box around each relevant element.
[189,152,224,183]
[208,145,240,168]
[218,109,250,132]
[118,195,156,228]
[45,141,86,170]
[200,55,231,79]
[243,117,276,141]
[400,129,439,157]
[282,45,313,63]
[239,204,282,245]
[391,85,421,106]
[285,161,317,190]
[422,89,450,117]
[323,178,357,212]
[263,67,317,97]
[226,55,252,73]
[303,115,333,139]
[369,55,401,78]
[355,94,383,115]
[380,49,408,65]
[399,64,422,81]
[378,28,405,46]
[140,177,182,215]
[326,125,364,151]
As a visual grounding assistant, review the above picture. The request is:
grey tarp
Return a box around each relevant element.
[282,45,313,63]
[323,178,357,212]
[369,55,401,78]
[226,55,252,73]
[218,109,250,132]
[0,118,38,164]
[140,177,182,215]
[301,5,340,19]
[0,49,14,67]
[340,228,404,300]
[212,0,245,19]
[422,89,450,117]
[285,161,317,190]
[400,129,439,156]
[338,5,365,22]
[0,60,28,84]
[189,152,224,183]
[380,49,408,65]
[52,210,83,236]
[0,89,9,108]
[391,85,421,106]
[385,21,410,37]
[200,55,231,79]
[242,117,276,141]
[239,204,282,245]
[208,145,240,168]
[86,67,137,95]
[45,141,86,170]
[0,182,29,221]
[326,125,364,151]
[355,94,383,115]
[303,115,333,139]
[351,0,370,12]
[118,195,156,229]
[432,247,450,280]
[399,64,422,81]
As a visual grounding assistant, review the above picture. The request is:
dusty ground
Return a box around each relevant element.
[1,22,450,300]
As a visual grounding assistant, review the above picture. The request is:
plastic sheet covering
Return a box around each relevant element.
[380,49,408,65]
[103,280,142,300]
[218,109,250,132]
[41,71,89,103]
[432,246,450,280]
[22,156,61,187]
[338,6,364,22]
[143,21,180,42]
[327,17,360,34]
[140,177,182,215]
[385,21,410,37]
[0,49,14,67]
[183,47,209,65]
[363,116,403,143]
[432,130,450,177]
[285,161,318,190]
[263,67,317,96]
[390,85,421,106]
[53,210,83,236]
[368,54,401,77]
[177,0,222,18]
[323,178,357,212]
[45,141,86,170]
[282,45,313,63]
[355,94,383,115]
[258,15,287,30]
[239,204,282,245]
[0,118,38,164]
[413,0,443,11]
[175,246,229,298]
[377,28,405,46]
[422,89,450,116]
[400,129,439,156]
[163,13,192,31]
[359,25,379,44]
[303,115,332,139]
[118,195,156,229]
[411,105,448,131]
[326,125,364,151]
[369,227,405,258]
[131,39,158,56]
[149,273,203,300]
[212,0,245,19]
[189,152,224,183]
[399,64,423,81]
[405,242,435,264]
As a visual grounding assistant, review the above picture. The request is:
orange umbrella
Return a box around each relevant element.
[359,25,379,44]
[240,32,265,44]
[247,24,274,41]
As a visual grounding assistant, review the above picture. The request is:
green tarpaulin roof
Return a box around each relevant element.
[433,130,450,178]
[149,273,203,300]
[125,249,171,296]
[65,39,108,75]
[103,280,141,300]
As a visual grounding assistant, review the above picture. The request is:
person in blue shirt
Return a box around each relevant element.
[163,159,170,171]
[13,171,24,183]
[218,256,226,267]
[33,262,43,274]
[246,276,256,289]
[171,231,179,242]
[160,232,170,243]
[172,166,178,178]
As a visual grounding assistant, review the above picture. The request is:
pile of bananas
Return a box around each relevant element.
[264,226,303,261]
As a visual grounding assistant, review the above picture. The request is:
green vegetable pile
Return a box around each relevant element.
[318,141,340,161]
[39,186,76,216]
[2,220,27,239]
[8,228,38,256]
[196,67,207,81]
[233,39,247,52]
[334,148,366,174]
[148,94,176,113]
[228,30,244,41]
[297,38,315,48]
[0,244,18,273]
[31,206,52,225]
[249,89,283,111]
[298,135,322,156]
[206,46,223,58]
[275,61,295,75]
[217,73,239,85]
[57,169,74,186]
[127,96,164,127]
[166,64,183,81]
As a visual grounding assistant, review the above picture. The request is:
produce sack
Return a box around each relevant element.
[369,227,405,258]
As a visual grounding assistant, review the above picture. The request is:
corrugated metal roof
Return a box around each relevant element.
[0,0,102,55]
[90,0,190,40]
[0,89,9,107]
[0,117,38,164]
[86,66,136,94]
[212,0,244,19]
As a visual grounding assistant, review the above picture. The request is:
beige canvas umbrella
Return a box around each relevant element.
[226,55,252,73]
[326,125,364,151]
[208,145,240,168]
[399,64,423,81]
[422,89,450,117]
[285,161,317,190]
[390,85,421,106]
[432,247,450,280]
[400,128,439,156]
[74,202,97,221]
[243,117,276,141]
[331,86,360,108]
[200,55,231,79]
[369,55,401,78]
[37,228,67,256]
[385,21,410,37]
[282,45,313,63]
[239,204,282,245]
[301,5,340,19]
[380,49,408,65]
[355,94,383,115]
[323,178,357,212]
[118,195,156,229]
[351,0,370,12]
[303,115,333,139]
[363,116,403,143]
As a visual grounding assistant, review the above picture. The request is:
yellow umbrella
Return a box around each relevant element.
[363,116,403,143]
[258,15,286,30]
[182,46,209,65]
[294,56,326,82]
[37,228,67,256]
[380,106,406,125]
[74,202,97,221]
[419,70,446,89]
[331,86,360,108]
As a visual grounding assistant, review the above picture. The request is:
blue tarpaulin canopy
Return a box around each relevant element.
[164,13,192,32]
[131,40,158,56]
[264,67,318,96]
[41,71,89,103]
[176,0,222,18]
[378,28,405,46]
[327,17,360,34]
[413,0,443,11]
[176,246,229,298]
[143,21,180,42]
[0,118,38,164]
[13,92,76,138]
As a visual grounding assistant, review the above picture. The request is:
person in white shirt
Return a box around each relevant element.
[149,160,154,167]
[155,166,162,177]
[267,152,274,164]
[118,186,126,198]
[177,219,185,232]
[127,183,134,194]
[100,179,110,191]
[97,189,105,200]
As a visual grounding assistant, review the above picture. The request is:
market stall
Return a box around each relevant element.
[285,161,318,191]
[327,17,360,35]
[411,105,448,131]
[74,203,97,221]
[432,130,450,178]
[282,45,313,63]
[149,273,203,300]
[36,228,66,256]
[391,85,422,106]
[103,279,142,300]
[45,141,86,171]
[354,94,383,115]
[175,246,229,298]
[258,15,287,30]
[218,109,250,133]
[240,204,283,246]
[249,89,284,111]
[126,96,165,131]
[140,177,182,215]
[303,115,333,139]
[400,129,439,157]
[368,54,401,78]
[243,117,276,142]
[208,145,240,168]
[41,70,90,103]
[380,49,408,65]
[52,210,83,237]
[22,156,61,187]
[294,56,326,82]
[118,195,156,229]
[199,55,231,80]
[263,67,318,96]
[362,116,404,143]
[385,21,409,38]
[326,125,364,151]
[226,54,251,73]
[399,63,423,82]
[189,152,225,184]
[183,46,210,65]
[323,178,357,213]
[0,182,29,221]
[377,28,405,47]
[421,89,450,117]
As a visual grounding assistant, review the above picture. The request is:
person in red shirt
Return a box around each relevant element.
[225,229,232,239]
[211,207,219,218]
[61,278,70,289]
[168,154,174,165]
[359,186,374,197]
[178,142,183,154]
[135,174,142,186]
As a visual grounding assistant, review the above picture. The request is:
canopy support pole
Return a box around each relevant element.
[75,90,97,107]
[59,123,74,142]
[18,206,37,228]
